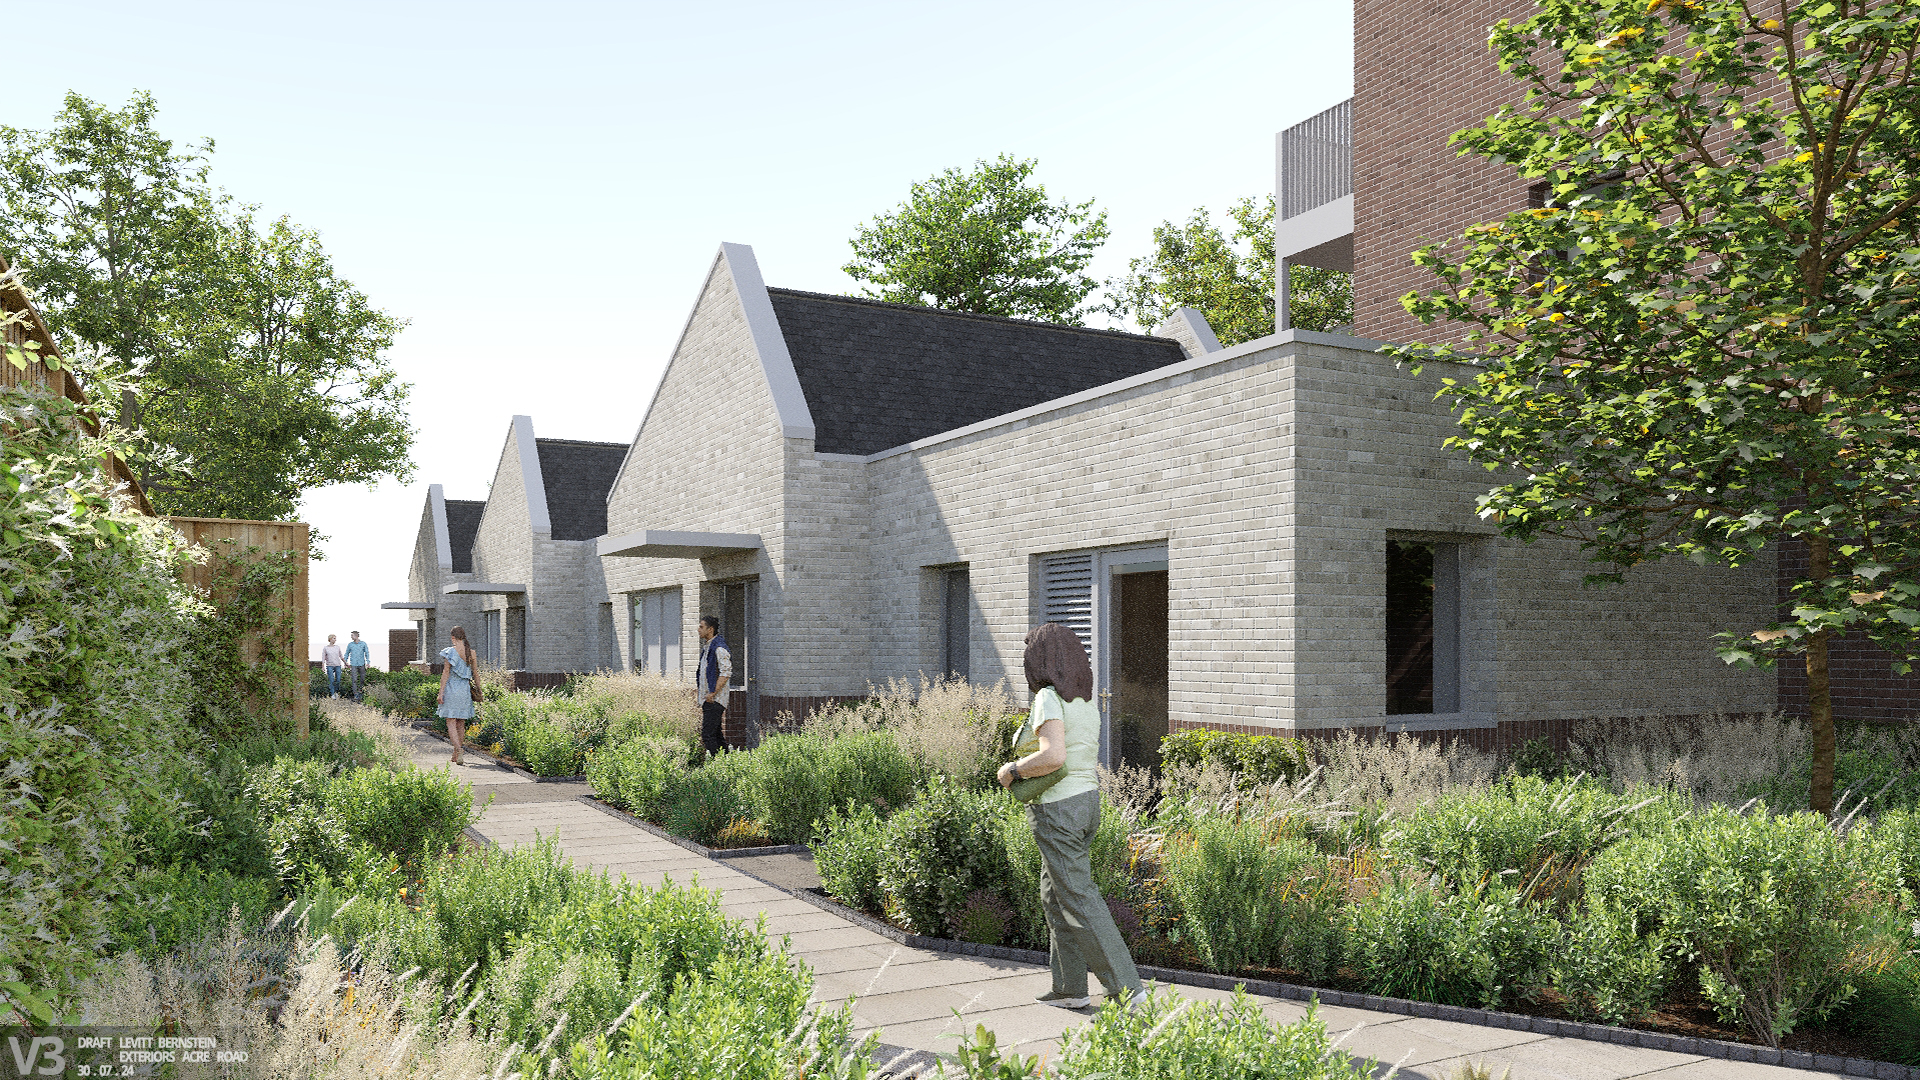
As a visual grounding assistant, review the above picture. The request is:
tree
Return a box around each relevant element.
[0,91,413,521]
[1104,195,1354,344]
[844,154,1108,324]
[1392,0,1920,815]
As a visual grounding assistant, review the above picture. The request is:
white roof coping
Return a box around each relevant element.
[597,529,763,560]
[442,582,528,594]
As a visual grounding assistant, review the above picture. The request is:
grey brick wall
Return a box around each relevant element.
[601,250,790,689]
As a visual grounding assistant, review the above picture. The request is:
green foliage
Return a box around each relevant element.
[1044,992,1376,1080]
[733,731,921,844]
[1158,729,1310,787]
[813,803,888,915]
[1158,819,1341,979]
[108,862,276,959]
[1345,879,1555,1009]
[1103,195,1354,342]
[560,976,875,1080]
[1835,951,1920,1066]
[0,373,197,1010]
[178,540,303,741]
[588,737,687,821]
[1,91,414,519]
[875,777,1016,936]
[844,153,1108,324]
[517,718,585,777]
[1584,806,1877,1046]
[1385,774,1683,892]
[324,763,477,865]
[662,757,754,847]
[1742,747,1920,815]
[947,1019,1042,1079]
[1855,806,1920,900]
[1549,902,1675,1025]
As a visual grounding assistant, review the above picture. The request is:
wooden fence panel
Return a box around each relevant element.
[169,517,311,737]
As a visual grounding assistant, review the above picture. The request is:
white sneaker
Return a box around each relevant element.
[1123,989,1150,1009]
[1035,991,1091,1009]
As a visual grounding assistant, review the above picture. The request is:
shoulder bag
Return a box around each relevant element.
[1007,697,1067,804]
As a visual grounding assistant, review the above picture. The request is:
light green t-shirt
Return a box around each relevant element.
[1030,686,1100,804]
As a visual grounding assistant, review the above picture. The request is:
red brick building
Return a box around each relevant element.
[1274,0,1918,723]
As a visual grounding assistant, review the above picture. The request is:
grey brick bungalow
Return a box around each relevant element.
[392,417,628,678]
[587,243,1773,758]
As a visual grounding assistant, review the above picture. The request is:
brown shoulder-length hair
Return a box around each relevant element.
[1023,623,1092,703]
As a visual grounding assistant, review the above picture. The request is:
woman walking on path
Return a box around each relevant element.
[998,622,1146,1010]
[437,626,479,766]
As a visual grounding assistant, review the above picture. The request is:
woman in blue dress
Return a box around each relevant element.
[437,625,479,766]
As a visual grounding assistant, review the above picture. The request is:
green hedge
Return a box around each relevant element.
[1159,729,1309,785]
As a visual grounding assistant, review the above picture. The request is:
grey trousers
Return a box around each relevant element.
[349,665,366,700]
[1028,788,1142,998]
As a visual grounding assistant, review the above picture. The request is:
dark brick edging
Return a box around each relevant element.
[574,794,811,860]
[727,872,1919,1080]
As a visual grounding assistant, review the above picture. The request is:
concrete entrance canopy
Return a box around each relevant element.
[381,600,437,610]
[597,530,762,560]
[443,582,527,595]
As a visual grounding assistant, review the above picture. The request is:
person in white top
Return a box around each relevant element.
[320,634,346,698]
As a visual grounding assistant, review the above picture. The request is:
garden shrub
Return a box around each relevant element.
[1386,774,1684,894]
[325,762,478,862]
[516,717,585,776]
[713,818,771,848]
[588,737,686,820]
[108,862,277,959]
[662,756,753,846]
[1583,806,1876,1046]
[1855,806,1920,900]
[1741,746,1920,816]
[1159,818,1341,979]
[1834,951,1920,1066]
[734,733,837,844]
[1159,729,1309,787]
[1047,991,1375,1080]
[823,730,922,814]
[0,375,203,1011]
[875,777,1015,935]
[813,803,887,913]
[1344,878,1555,1009]
[247,757,352,883]
[476,866,789,1049]
[1549,902,1674,1025]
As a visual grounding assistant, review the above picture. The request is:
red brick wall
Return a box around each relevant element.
[1353,0,1538,346]
[1775,538,1920,722]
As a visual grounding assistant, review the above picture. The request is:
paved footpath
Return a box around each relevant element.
[349,704,1835,1080]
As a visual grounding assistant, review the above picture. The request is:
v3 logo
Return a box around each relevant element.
[6,1036,65,1076]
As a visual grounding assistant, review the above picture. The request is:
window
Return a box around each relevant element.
[598,602,618,671]
[716,582,750,689]
[942,567,971,680]
[480,610,501,668]
[1386,540,1461,714]
[630,588,683,676]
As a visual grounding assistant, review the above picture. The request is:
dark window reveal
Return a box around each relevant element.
[1386,540,1436,715]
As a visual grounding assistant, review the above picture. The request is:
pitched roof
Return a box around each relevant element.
[765,289,1187,456]
[444,499,485,574]
[535,438,630,541]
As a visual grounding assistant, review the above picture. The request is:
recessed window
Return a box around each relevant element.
[1387,540,1462,715]
[942,567,971,681]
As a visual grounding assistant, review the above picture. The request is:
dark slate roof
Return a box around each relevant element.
[765,289,1187,456]
[535,438,630,541]
[443,499,485,574]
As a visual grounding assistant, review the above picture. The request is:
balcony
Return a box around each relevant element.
[1275,99,1353,273]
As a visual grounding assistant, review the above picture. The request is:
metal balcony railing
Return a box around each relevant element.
[1279,99,1352,220]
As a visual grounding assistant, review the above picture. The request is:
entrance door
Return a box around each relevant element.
[1038,544,1168,768]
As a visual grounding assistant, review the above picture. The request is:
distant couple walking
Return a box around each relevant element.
[320,631,369,700]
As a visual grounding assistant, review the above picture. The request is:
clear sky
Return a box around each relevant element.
[8,1,1354,668]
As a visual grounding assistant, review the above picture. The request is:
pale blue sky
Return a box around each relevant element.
[8,1,1354,665]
